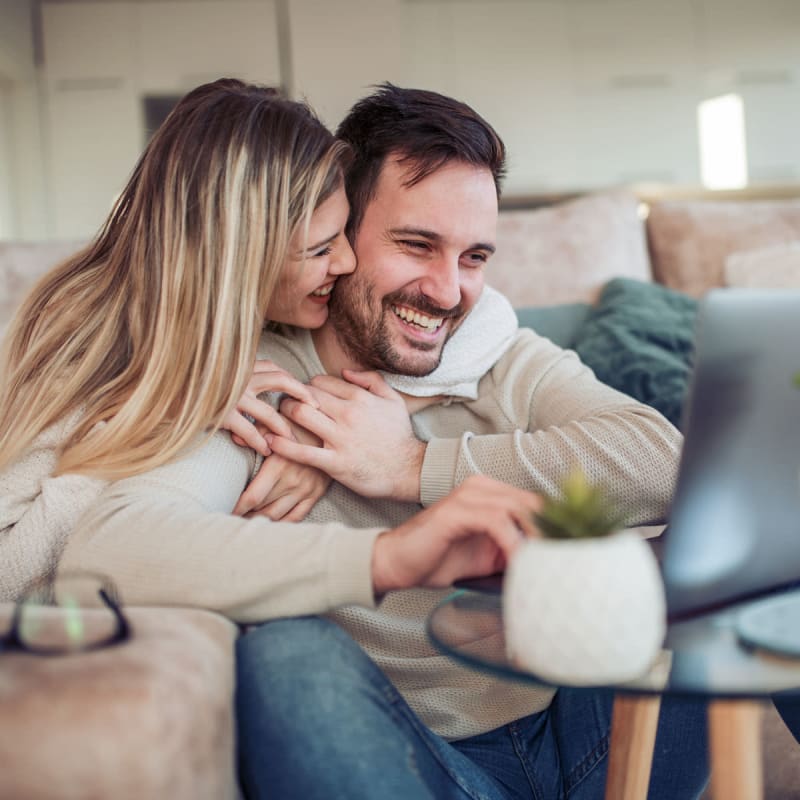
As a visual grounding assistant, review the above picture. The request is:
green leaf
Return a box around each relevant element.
[534,468,627,540]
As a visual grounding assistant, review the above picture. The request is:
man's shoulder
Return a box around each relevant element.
[477,327,580,393]
[492,327,571,368]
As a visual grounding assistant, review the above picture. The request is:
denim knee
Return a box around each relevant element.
[236,616,396,723]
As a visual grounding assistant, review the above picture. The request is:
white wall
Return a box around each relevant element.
[289,0,800,194]
[39,0,281,239]
[0,0,48,239]
[0,0,799,240]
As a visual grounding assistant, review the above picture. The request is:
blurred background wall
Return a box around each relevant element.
[0,0,798,241]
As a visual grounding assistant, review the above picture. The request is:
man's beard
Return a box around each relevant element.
[327,274,465,377]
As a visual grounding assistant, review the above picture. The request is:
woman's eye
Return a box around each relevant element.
[312,246,333,258]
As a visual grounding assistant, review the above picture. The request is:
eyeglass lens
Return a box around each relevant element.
[17,574,119,652]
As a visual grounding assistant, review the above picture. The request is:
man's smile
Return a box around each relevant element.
[391,304,445,333]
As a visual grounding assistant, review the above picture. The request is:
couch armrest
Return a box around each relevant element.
[0,605,240,800]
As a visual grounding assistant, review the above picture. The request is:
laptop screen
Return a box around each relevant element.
[662,289,800,618]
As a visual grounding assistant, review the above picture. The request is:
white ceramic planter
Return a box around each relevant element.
[503,530,666,685]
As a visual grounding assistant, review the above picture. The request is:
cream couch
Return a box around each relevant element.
[1,188,799,798]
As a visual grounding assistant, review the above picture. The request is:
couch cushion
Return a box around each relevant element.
[724,241,800,288]
[490,191,651,307]
[0,242,85,337]
[571,278,698,428]
[647,200,800,297]
[515,303,591,349]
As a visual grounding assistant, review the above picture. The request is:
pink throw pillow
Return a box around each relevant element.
[490,191,651,306]
[647,200,800,297]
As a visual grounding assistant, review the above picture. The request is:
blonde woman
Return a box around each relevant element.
[0,78,539,606]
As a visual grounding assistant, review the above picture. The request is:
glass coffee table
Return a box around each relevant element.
[427,588,800,800]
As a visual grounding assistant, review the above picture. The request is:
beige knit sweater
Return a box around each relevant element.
[59,327,680,740]
[0,413,106,601]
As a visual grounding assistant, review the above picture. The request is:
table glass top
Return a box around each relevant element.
[426,589,800,699]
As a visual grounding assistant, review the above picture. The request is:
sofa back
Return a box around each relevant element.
[2,190,799,338]
[490,191,651,306]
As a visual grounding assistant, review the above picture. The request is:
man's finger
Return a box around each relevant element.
[279,398,337,442]
[268,435,333,473]
[308,374,361,400]
[341,368,398,399]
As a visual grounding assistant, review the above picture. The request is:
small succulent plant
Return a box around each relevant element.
[535,468,628,540]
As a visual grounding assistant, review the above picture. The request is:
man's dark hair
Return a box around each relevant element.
[336,83,506,236]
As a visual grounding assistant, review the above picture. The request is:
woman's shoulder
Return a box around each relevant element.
[257,325,320,381]
[0,411,104,518]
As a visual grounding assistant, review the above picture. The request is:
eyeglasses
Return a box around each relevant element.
[1,571,130,656]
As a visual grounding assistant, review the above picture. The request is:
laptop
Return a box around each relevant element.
[662,288,800,620]
[460,289,800,634]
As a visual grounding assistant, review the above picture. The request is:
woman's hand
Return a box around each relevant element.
[233,418,330,520]
[233,453,331,520]
[220,360,319,456]
[371,475,543,595]
[269,369,426,502]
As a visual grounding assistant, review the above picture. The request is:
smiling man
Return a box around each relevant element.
[236,85,710,800]
[316,156,497,378]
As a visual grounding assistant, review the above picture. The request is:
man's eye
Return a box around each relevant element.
[401,240,430,252]
[463,252,489,266]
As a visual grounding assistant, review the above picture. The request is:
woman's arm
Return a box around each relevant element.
[61,431,380,622]
[62,430,541,623]
[263,331,681,525]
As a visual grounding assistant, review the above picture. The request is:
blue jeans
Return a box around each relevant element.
[774,695,800,744]
[236,617,709,800]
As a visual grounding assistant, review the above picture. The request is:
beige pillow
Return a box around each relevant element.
[647,199,800,297]
[725,242,800,288]
[490,191,651,306]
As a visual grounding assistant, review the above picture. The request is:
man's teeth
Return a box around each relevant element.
[312,284,333,297]
[392,305,444,332]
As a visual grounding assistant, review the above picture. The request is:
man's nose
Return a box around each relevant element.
[419,255,461,310]
[331,237,357,276]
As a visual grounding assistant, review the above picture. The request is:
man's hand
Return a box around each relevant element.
[221,360,319,456]
[371,475,542,595]
[269,369,426,502]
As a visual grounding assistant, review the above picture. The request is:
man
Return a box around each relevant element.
[235,85,708,799]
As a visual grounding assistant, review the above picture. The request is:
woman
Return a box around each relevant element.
[0,78,538,605]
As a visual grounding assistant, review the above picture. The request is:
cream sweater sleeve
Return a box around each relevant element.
[0,416,106,602]
[420,330,682,525]
[61,431,383,623]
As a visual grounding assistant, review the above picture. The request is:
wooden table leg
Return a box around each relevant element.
[605,693,662,800]
[708,700,763,800]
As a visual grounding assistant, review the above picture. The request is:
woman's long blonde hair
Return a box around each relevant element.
[0,78,348,480]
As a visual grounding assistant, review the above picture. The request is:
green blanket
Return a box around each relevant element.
[572,278,698,428]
